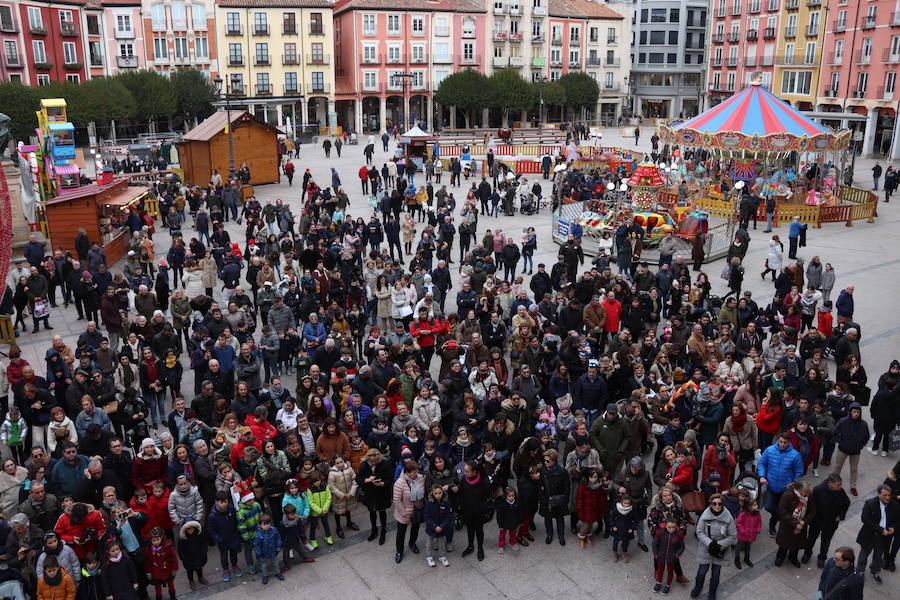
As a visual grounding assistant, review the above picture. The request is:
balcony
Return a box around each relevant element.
[493,32,507,42]
[551,36,562,46]
[531,57,545,67]
[806,25,818,36]
[746,29,758,41]
[822,88,838,98]
[509,56,525,68]
[549,57,562,66]
[226,27,242,36]
[605,57,620,66]
[745,56,757,66]
[894,12,900,27]
[254,24,270,35]
[461,54,480,65]
[712,33,724,44]
[607,36,617,45]
[860,16,876,30]
[361,53,380,64]
[306,53,329,65]
[254,55,270,66]
[807,0,821,5]
[726,56,738,66]
[531,33,544,43]
[228,85,245,96]
[833,21,845,33]
[760,55,774,65]
[115,28,134,39]
[283,25,297,35]
[433,54,452,64]
[853,50,871,64]
[409,53,426,64]
[884,48,900,63]
[727,32,739,42]
[533,6,547,16]
[30,25,47,35]
[228,56,244,66]
[785,26,796,37]
[255,84,273,96]
[877,86,894,100]
[827,51,842,64]
[587,57,601,66]
[462,29,476,38]
[763,27,776,39]
[283,54,299,65]
[307,82,330,95]
[309,26,324,35]
[117,55,138,68]
[712,57,722,67]
[852,89,866,98]
[786,0,798,7]
[284,84,301,96]
[492,56,508,67]
[509,33,523,43]
[687,20,706,28]
[494,6,507,15]
[509,5,521,15]
[34,62,52,70]
[569,58,582,67]
[386,54,402,64]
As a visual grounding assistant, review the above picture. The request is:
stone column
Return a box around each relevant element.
[355,99,363,133]
[402,95,410,130]
[890,118,900,160]
[275,104,284,129]
[379,96,387,132]
[427,95,434,130]
[862,108,877,157]
[301,100,309,128]
[327,99,336,129]
[450,106,457,129]
[482,107,490,128]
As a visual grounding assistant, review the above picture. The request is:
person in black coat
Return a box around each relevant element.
[855,485,899,582]
[869,383,899,454]
[456,460,491,561]
[803,474,851,568]
[100,542,140,600]
[495,487,523,550]
[816,546,865,600]
[539,449,571,546]
[356,449,393,545]
[516,465,541,545]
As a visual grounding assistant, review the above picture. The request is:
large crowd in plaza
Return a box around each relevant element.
[0,128,898,600]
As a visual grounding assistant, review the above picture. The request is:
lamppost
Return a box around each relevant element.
[213,76,236,179]
[536,76,548,129]
[391,72,415,132]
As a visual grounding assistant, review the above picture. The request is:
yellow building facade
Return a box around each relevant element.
[772,0,827,110]
[215,0,335,131]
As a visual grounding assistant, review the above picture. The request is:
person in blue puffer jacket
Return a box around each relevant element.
[831,402,870,498]
[758,432,804,537]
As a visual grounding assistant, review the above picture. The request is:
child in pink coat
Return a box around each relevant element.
[734,498,762,569]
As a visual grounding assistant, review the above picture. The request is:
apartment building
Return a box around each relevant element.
[772,0,825,111]
[0,1,26,84]
[333,0,487,133]
[632,0,708,119]
[18,0,89,85]
[143,0,218,76]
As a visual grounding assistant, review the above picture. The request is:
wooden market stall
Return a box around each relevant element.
[44,178,150,264]
[177,111,282,186]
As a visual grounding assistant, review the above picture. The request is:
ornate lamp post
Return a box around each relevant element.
[213,76,236,179]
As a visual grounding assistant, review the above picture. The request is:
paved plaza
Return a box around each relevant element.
[14,126,900,600]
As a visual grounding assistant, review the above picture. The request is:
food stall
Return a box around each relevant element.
[398,125,435,172]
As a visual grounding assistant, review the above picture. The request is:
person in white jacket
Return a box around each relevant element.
[36,533,82,584]
[46,407,78,456]
[412,387,441,427]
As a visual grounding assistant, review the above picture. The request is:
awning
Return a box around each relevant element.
[103,187,149,208]
[54,163,80,175]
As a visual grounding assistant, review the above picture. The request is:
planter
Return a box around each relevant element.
[34,62,53,71]
[64,62,83,71]
[30,27,47,35]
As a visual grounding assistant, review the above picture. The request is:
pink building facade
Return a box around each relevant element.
[94,0,146,75]
[333,0,487,133]
[706,0,780,105]
[0,1,26,84]
[819,0,900,158]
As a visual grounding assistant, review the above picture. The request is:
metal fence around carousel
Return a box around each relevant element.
[752,185,877,228]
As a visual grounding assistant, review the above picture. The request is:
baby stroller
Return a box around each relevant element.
[734,468,759,501]
[519,189,538,215]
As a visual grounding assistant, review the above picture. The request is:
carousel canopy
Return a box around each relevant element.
[627,162,665,187]
[662,84,850,153]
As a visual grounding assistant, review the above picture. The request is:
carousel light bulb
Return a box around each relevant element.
[620,183,628,192]
[606,182,615,191]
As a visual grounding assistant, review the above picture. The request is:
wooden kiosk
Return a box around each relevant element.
[177,111,282,186]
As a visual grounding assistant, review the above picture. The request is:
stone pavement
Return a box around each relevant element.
[13,126,900,599]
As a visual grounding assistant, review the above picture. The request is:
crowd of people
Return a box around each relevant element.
[0,135,897,600]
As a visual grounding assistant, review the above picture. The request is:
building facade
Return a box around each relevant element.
[19,0,89,85]
[215,0,334,132]
[0,1,26,84]
[486,0,547,77]
[333,0,487,134]
[819,0,900,158]
[142,0,218,76]
[772,0,825,111]
[632,0,707,119]
[93,0,147,76]
[706,0,781,105]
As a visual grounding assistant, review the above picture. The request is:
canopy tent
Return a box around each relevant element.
[659,83,851,156]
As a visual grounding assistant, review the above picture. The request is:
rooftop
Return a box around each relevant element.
[334,0,485,15]
[550,0,626,20]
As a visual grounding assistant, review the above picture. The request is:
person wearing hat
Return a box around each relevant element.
[572,360,609,427]
[591,404,629,474]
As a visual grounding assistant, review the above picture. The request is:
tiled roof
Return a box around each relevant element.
[550,0,626,20]
[183,111,281,142]
[218,0,335,8]
[334,0,485,15]
[85,0,141,7]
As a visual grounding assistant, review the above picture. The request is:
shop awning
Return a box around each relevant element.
[54,163,80,175]
[103,187,150,208]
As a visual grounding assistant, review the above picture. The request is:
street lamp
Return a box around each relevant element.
[213,76,236,179]
[391,72,415,132]
[536,76,548,129]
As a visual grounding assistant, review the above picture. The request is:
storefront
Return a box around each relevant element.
[44,178,149,264]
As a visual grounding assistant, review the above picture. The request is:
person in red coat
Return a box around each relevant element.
[701,434,738,487]
[131,438,169,493]
[145,527,178,600]
[410,308,447,370]
[244,407,277,442]
[55,502,107,560]
[670,446,697,494]
[229,426,263,465]
[145,482,176,537]
[601,291,622,334]
[575,468,607,548]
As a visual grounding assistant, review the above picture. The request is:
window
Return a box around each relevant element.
[434,70,449,87]
[254,13,268,34]
[857,71,868,93]
[650,8,666,22]
[154,37,168,59]
[192,4,206,29]
[174,37,188,59]
[37,74,50,86]
[780,70,811,94]
[63,41,76,63]
[648,52,664,63]
[362,44,376,62]
[285,72,298,92]
[608,28,616,43]
[732,0,742,14]
[363,71,377,90]
[411,44,424,62]
[668,31,678,44]
[568,49,580,65]
[435,17,448,36]
[434,42,449,62]
[605,72,614,88]
[412,71,424,89]
[550,48,561,64]
[116,15,131,34]
[862,37,873,59]
[510,20,519,35]
[570,26,579,42]
[589,27,598,42]
[171,3,186,30]
[151,4,166,30]
[668,53,677,63]
[464,18,476,36]
[32,40,46,63]
[463,42,474,60]
[670,8,680,22]
[837,10,846,27]
[28,7,43,30]
[411,15,424,35]
[785,42,794,63]
[727,72,736,90]
[311,72,324,92]
[8,74,21,83]
[66,74,79,83]
[229,73,243,94]
[227,12,240,34]
[387,15,400,35]
[4,41,19,65]
[256,73,270,93]
[891,36,900,57]
[310,12,323,34]
[805,41,815,63]
[363,14,376,35]
[119,42,133,57]
[494,46,503,58]
[532,21,541,37]
[886,72,896,94]
[835,39,844,59]
[0,6,14,32]
[228,43,242,64]
[195,36,208,59]
[648,31,665,44]
[283,12,296,34]
[86,15,100,35]
[311,42,324,61]
[284,42,297,62]
[255,43,269,63]
[388,44,401,63]
[830,72,839,92]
